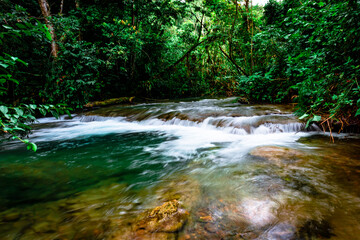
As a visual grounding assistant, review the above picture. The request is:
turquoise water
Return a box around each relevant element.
[1,98,360,239]
[0,132,177,209]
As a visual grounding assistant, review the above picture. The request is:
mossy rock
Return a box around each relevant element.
[84,97,135,108]
[136,200,189,233]
[1,211,21,222]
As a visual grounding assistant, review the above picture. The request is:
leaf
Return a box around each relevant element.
[312,115,321,122]
[15,58,28,66]
[65,109,72,118]
[51,109,59,119]
[15,23,26,29]
[299,113,309,120]
[305,119,311,129]
[0,105,8,115]
[10,56,19,62]
[0,63,9,68]
[355,109,360,117]
[29,142,37,152]
[2,25,13,30]
[11,117,18,123]
[8,78,19,84]
[39,108,46,116]
[14,107,24,117]
[42,25,52,41]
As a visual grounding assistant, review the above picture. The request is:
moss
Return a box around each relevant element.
[84,97,135,108]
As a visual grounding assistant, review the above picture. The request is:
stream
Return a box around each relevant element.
[1,98,360,240]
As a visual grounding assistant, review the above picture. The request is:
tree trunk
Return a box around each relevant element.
[131,0,135,26]
[75,0,80,9]
[37,0,58,59]
[60,0,64,14]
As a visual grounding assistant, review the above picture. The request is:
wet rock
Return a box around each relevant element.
[158,112,190,121]
[240,198,277,227]
[204,223,217,233]
[281,173,319,196]
[237,97,249,104]
[32,221,57,233]
[84,97,135,108]
[136,200,189,233]
[2,211,21,222]
[250,146,306,167]
[111,200,189,240]
[263,223,297,240]
[127,232,176,240]
[71,220,111,240]
[155,176,201,210]
[188,199,253,239]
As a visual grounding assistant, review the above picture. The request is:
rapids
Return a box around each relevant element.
[0,98,360,239]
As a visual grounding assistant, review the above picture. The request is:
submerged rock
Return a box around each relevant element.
[261,223,297,240]
[155,176,201,210]
[32,221,57,233]
[250,146,306,167]
[297,219,335,239]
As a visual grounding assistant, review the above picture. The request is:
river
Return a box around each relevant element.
[0,98,360,239]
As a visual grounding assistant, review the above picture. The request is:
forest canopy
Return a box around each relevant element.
[0,0,359,146]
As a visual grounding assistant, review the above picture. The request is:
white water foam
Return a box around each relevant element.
[29,115,313,162]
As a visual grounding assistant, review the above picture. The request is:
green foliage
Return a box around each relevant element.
[0,6,71,151]
[281,1,360,122]
[237,71,290,103]
[1,0,359,136]
[236,0,360,126]
[0,103,71,144]
[263,0,283,25]
[0,54,26,96]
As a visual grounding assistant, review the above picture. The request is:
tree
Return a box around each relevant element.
[37,0,58,58]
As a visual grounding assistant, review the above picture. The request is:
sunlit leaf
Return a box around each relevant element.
[355,109,360,117]
[299,113,309,120]
[0,105,8,115]
[14,107,24,117]
[312,115,321,122]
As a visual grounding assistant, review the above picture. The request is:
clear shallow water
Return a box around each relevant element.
[0,98,360,240]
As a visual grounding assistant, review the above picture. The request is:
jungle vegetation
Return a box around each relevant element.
[0,0,359,148]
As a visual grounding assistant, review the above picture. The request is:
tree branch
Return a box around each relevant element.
[219,46,248,76]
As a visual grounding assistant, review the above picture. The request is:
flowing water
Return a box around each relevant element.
[1,98,360,240]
